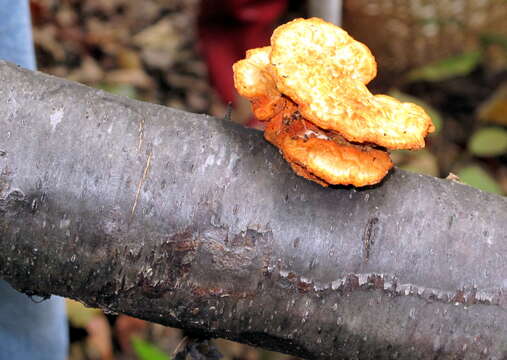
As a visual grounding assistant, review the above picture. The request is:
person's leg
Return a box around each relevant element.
[0,1,68,359]
[0,282,68,360]
[0,0,36,70]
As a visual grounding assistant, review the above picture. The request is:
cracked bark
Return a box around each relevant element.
[1,61,507,359]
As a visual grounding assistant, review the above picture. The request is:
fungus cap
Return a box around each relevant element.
[270,18,434,149]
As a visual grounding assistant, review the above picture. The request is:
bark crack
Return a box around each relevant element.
[131,150,153,219]
[362,217,378,262]
[137,117,145,152]
[276,270,504,308]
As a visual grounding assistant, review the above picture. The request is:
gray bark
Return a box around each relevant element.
[1,60,507,359]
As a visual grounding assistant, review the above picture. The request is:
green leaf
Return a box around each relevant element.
[66,299,102,328]
[132,337,171,360]
[389,90,443,134]
[457,165,503,195]
[468,127,507,156]
[480,33,507,54]
[478,84,507,126]
[396,149,439,177]
[97,83,138,99]
[417,17,464,28]
[406,51,482,82]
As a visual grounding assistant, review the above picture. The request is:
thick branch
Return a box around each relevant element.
[1,61,507,359]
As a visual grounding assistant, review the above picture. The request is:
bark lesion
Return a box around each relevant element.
[362,217,379,262]
[130,150,153,219]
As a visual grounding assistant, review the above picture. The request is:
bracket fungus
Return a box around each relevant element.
[233,18,434,187]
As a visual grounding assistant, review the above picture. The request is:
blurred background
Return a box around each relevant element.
[29,0,507,359]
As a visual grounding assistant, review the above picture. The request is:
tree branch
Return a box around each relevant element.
[1,61,507,359]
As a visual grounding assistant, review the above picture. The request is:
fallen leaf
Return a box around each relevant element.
[67,56,105,84]
[468,127,507,157]
[33,24,66,61]
[457,165,503,194]
[132,337,171,360]
[66,299,102,328]
[86,314,114,360]
[480,33,507,54]
[393,149,439,177]
[133,18,182,69]
[105,68,154,88]
[97,83,138,99]
[406,51,482,82]
[115,315,148,353]
[116,48,143,70]
[477,83,507,126]
[445,173,461,182]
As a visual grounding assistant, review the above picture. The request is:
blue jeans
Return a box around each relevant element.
[0,1,68,359]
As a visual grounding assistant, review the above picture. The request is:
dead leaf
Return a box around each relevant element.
[86,314,113,360]
[105,68,154,88]
[445,173,461,182]
[33,24,66,61]
[133,18,182,69]
[478,83,507,126]
[115,315,148,353]
[116,48,143,69]
[67,56,105,83]
[66,299,102,328]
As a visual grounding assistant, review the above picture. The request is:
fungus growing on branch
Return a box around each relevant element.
[263,100,393,187]
[233,18,434,187]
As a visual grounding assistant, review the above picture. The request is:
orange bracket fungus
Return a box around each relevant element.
[233,18,434,187]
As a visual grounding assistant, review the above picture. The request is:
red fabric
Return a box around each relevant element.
[198,0,288,105]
